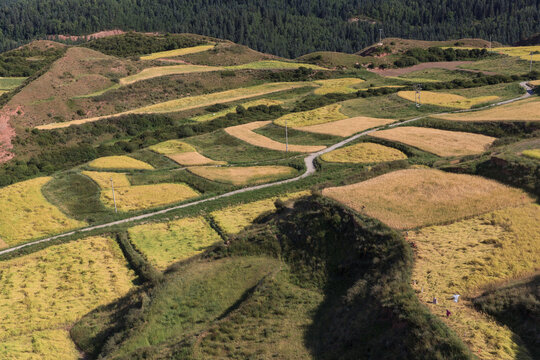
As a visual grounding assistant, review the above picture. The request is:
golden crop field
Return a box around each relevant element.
[528,79,540,86]
[491,46,540,61]
[397,90,499,109]
[191,99,283,122]
[386,76,440,83]
[88,155,154,170]
[434,97,540,122]
[83,171,199,211]
[0,177,86,247]
[274,103,347,128]
[410,204,540,359]
[226,60,326,70]
[299,116,395,137]
[148,139,225,166]
[211,191,310,234]
[522,149,540,159]
[128,217,221,270]
[371,126,496,157]
[139,44,216,60]
[313,78,365,95]
[322,169,534,229]
[321,142,407,163]
[148,139,196,154]
[224,121,326,152]
[120,64,222,84]
[189,165,297,186]
[0,236,135,360]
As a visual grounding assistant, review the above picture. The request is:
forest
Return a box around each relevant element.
[0,0,538,57]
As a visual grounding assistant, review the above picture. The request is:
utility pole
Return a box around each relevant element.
[110,178,118,213]
[285,118,288,153]
[530,52,534,73]
[414,84,422,108]
[378,28,383,45]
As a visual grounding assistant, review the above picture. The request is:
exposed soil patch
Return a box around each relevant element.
[0,106,23,163]
[369,61,496,76]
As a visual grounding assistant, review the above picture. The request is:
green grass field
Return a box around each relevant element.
[0,77,26,90]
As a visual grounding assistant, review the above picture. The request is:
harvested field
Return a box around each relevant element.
[298,116,395,137]
[211,191,310,234]
[371,126,496,157]
[434,97,540,121]
[225,121,326,152]
[188,165,297,186]
[522,149,540,159]
[0,236,134,360]
[149,139,225,166]
[397,90,499,109]
[321,142,407,163]
[0,177,86,246]
[410,204,540,359]
[322,169,533,229]
[226,60,325,70]
[128,217,221,270]
[313,78,364,95]
[83,171,199,211]
[191,99,283,122]
[140,44,216,60]
[120,64,222,84]
[274,103,347,128]
[88,155,154,170]
[37,83,312,130]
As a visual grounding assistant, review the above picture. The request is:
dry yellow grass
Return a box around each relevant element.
[148,139,225,166]
[83,171,199,211]
[120,64,222,84]
[398,91,499,109]
[211,191,310,234]
[313,78,365,95]
[298,116,395,137]
[322,169,533,229]
[0,177,86,247]
[0,236,135,360]
[410,204,540,359]
[434,97,540,122]
[139,44,215,60]
[88,155,154,170]
[128,217,221,270]
[188,165,297,186]
[371,126,496,157]
[321,142,407,163]
[224,121,326,153]
[191,99,283,122]
[273,103,347,127]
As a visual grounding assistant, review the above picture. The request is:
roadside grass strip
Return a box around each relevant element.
[522,149,540,160]
[322,169,534,230]
[139,44,216,60]
[397,90,499,109]
[434,97,540,121]
[274,103,347,128]
[410,204,540,360]
[0,177,86,247]
[371,126,496,157]
[321,142,407,163]
[225,121,326,152]
[0,236,135,360]
[313,78,365,95]
[148,139,225,166]
[188,165,298,186]
[191,99,283,122]
[298,116,395,137]
[88,155,154,170]
[128,217,221,270]
[211,191,310,234]
[83,171,199,212]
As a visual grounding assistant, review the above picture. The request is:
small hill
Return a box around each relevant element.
[177,40,280,66]
[296,51,365,69]
[16,39,66,52]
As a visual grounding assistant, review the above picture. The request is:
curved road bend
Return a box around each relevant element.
[0,82,534,256]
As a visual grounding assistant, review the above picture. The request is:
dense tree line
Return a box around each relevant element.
[0,0,538,58]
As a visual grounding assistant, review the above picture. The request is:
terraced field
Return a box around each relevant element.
[225,121,326,152]
[0,236,134,360]
[0,177,86,246]
[120,64,222,84]
[191,99,283,122]
[371,126,496,157]
[397,90,499,109]
[274,103,347,127]
[226,60,325,70]
[139,44,216,60]
[298,116,395,137]
[434,97,540,121]
[128,217,221,270]
[149,139,225,166]
[313,78,365,95]
[323,169,533,229]
[88,155,154,170]
[410,204,540,359]
[188,165,297,186]
[321,142,407,163]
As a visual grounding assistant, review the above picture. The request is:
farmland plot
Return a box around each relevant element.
[188,165,297,186]
[191,99,283,122]
[139,44,216,60]
[274,103,347,128]
[88,155,154,170]
[321,142,407,163]
[298,116,395,137]
[434,97,540,121]
[397,90,499,109]
[149,139,225,166]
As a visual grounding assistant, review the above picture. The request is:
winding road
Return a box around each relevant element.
[0,82,534,256]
